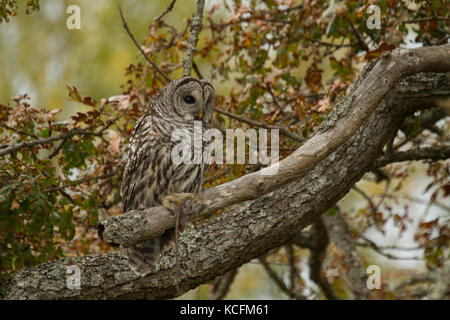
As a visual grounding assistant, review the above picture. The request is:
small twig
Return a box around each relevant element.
[281,4,303,13]
[388,195,450,213]
[44,170,119,193]
[358,236,424,261]
[303,36,355,48]
[215,107,304,143]
[291,231,314,250]
[259,256,305,300]
[58,188,76,205]
[353,186,378,216]
[357,236,423,251]
[39,170,75,205]
[343,15,370,52]
[182,0,205,77]
[374,177,390,213]
[47,137,68,159]
[1,124,39,139]
[118,6,171,83]
[46,115,119,160]
[393,274,434,299]
[0,127,101,157]
[192,61,204,79]
[265,86,283,112]
[286,244,299,291]
[212,269,238,300]
[373,146,450,168]
[154,0,177,22]
[404,16,450,24]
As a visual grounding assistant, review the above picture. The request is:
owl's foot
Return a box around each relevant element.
[162,193,195,222]
[161,193,195,242]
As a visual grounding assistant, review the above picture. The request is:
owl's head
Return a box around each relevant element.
[154,77,215,126]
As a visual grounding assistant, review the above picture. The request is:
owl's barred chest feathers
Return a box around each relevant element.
[122,113,209,212]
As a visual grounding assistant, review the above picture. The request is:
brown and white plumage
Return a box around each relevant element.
[121,77,215,276]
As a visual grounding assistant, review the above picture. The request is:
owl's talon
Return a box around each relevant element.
[162,193,195,217]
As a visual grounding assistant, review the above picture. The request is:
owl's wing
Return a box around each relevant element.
[121,114,166,212]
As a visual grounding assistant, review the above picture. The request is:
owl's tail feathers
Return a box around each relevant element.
[126,228,181,277]
[126,238,161,276]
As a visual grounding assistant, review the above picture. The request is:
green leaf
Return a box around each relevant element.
[62,138,96,172]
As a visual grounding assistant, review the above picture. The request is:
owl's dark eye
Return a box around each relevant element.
[183,95,196,104]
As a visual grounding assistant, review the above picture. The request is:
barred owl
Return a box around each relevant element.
[121,77,215,276]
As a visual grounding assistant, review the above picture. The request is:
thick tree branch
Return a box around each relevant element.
[2,45,450,299]
[322,210,370,299]
[308,218,339,300]
[98,45,450,249]
[182,0,205,77]
[291,232,313,250]
[373,146,450,168]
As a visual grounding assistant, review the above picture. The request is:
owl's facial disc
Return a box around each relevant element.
[170,77,215,123]
[202,84,215,124]
[175,82,205,120]
[183,88,204,120]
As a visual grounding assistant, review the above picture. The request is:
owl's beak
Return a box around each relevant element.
[198,109,203,120]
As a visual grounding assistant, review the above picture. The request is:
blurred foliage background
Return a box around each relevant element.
[0,0,449,299]
[0,0,199,117]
